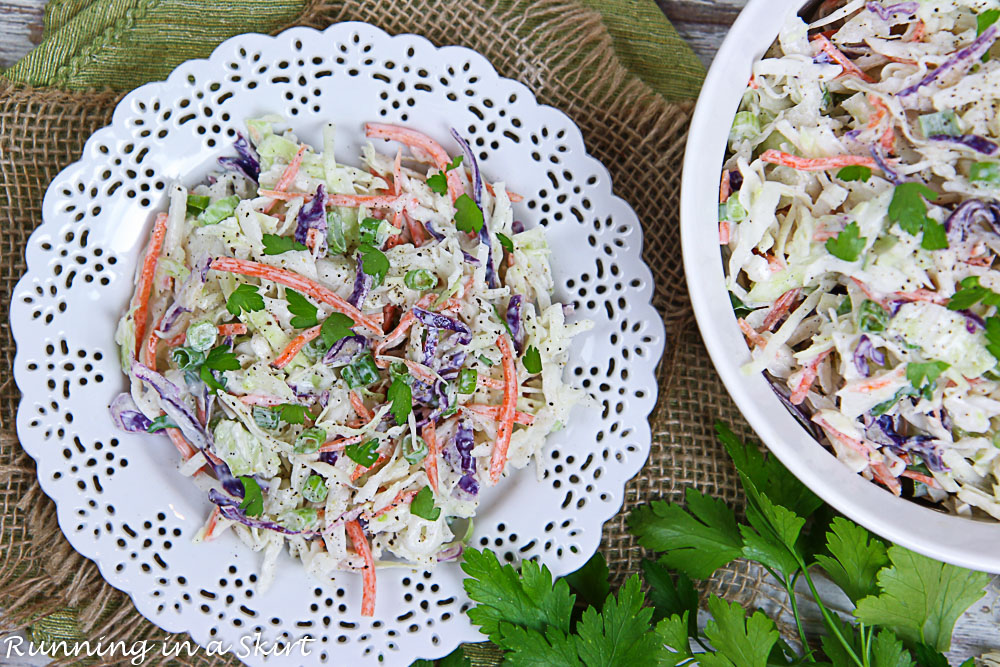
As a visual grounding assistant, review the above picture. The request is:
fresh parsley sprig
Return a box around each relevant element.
[825,221,866,262]
[888,183,947,251]
[461,423,988,666]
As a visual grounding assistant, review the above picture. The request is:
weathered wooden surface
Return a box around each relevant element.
[0,0,998,663]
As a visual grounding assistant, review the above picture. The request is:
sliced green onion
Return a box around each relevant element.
[405,269,437,291]
[327,211,347,254]
[353,353,381,386]
[918,109,961,138]
[970,162,1000,184]
[293,427,327,454]
[858,299,888,333]
[170,346,205,370]
[477,354,494,367]
[360,217,380,246]
[185,320,218,352]
[196,195,240,226]
[252,406,281,430]
[186,194,211,216]
[302,475,328,503]
[401,434,428,464]
[457,368,478,394]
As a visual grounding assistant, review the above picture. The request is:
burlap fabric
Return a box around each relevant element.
[0,0,773,663]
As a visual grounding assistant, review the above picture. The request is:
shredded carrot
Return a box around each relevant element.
[209,257,381,334]
[165,427,199,461]
[851,366,906,394]
[849,277,888,308]
[871,462,902,496]
[488,335,518,484]
[238,394,287,407]
[718,221,731,245]
[167,330,187,347]
[345,520,376,616]
[477,375,506,391]
[813,415,877,460]
[326,193,417,212]
[132,213,170,359]
[812,223,838,242]
[462,404,535,425]
[318,435,363,453]
[812,34,875,83]
[867,94,887,129]
[352,451,389,481]
[398,358,441,385]
[422,421,440,494]
[372,294,437,366]
[719,170,732,203]
[484,181,524,203]
[349,390,375,422]
[761,149,878,172]
[144,310,166,372]
[900,469,940,488]
[790,349,832,405]
[907,19,926,43]
[760,288,801,332]
[196,401,207,426]
[217,323,247,336]
[306,228,322,253]
[372,490,418,518]
[365,122,463,202]
[404,211,426,248]
[263,145,307,213]
[257,189,309,202]
[892,288,946,305]
[737,318,768,349]
[392,149,403,195]
[203,507,221,541]
[748,74,759,90]
[271,325,321,369]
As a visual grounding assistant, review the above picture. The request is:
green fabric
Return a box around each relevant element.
[6,0,704,101]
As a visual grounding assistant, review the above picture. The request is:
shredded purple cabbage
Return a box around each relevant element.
[131,361,210,450]
[506,295,524,354]
[929,134,999,156]
[437,544,464,562]
[869,147,904,184]
[462,250,481,265]
[900,26,998,97]
[294,184,328,249]
[853,335,885,377]
[348,253,371,309]
[422,328,439,367]
[322,335,367,366]
[319,451,338,465]
[866,416,948,472]
[457,474,479,496]
[512,220,525,234]
[959,310,986,333]
[450,128,482,205]
[158,303,190,336]
[109,392,152,432]
[217,133,260,183]
[425,221,446,242]
[765,375,824,441]
[865,1,918,20]
[454,420,476,474]
[412,308,472,344]
[945,198,1000,240]
[438,351,467,380]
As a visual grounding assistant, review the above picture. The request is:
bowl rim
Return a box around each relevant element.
[680,0,1000,573]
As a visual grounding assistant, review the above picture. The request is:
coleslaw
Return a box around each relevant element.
[110,117,591,615]
[723,0,1000,518]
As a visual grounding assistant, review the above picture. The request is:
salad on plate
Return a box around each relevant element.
[722,0,1000,518]
[109,117,591,615]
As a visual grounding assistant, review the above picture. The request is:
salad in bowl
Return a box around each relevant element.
[109,117,591,615]
[721,0,1000,519]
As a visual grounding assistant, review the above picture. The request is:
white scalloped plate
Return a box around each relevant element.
[11,21,664,666]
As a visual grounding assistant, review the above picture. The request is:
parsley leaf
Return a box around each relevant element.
[225,283,265,316]
[825,221,867,261]
[986,315,1000,361]
[238,476,264,517]
[641,558,699,633]
[387,376,412,425]
[410,647,470,667]
[815,516,889,604]
[947,276,1000,311]
[699,596,779,667]
[655,613,696,666]
[203,345,240,372]
[497,232,514,253]
[716,422,822,517]
[285,288,319,329]
[426,172,448,195]
[410,486,441,521]
[573,575,666,666]
[320,312,356,348]
[628,488,743,579]
[462,548,575,645]
[888,183,945,249]
[837,165,872,182]
[199,366,227,393]
[454,194,484,234]
[870,630,916,667]
[446,155,463,171]
[278,403,307,425]
[854,545,989,651]
[564,552,610,611]
[523,345,542,374]
[344,439,379,467]
[739,477,806,578]
[906,361,949,389]
[146,415,177,433]
[359,243,390,285]
[979,9,1000,36]
[262,233,307,255]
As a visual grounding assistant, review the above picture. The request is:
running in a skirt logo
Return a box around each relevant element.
[1,632,316,664]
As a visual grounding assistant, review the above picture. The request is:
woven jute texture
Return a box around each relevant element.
[0,0,767,663]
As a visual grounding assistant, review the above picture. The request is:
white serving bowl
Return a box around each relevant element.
[680,0,1000,572]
